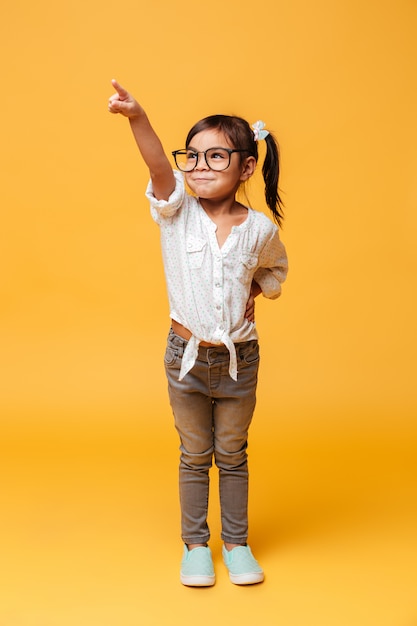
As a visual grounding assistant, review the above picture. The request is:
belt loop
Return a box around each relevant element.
[177,335,187,357]
[169,327,185,357]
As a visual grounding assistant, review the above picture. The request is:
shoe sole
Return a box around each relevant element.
[229,571,264,585]
[180,573,216,587]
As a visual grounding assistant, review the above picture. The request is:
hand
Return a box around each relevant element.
[108,79,144,119]
[245,292,256,322]
[245,280,261,323]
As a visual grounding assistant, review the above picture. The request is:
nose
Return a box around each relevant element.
[195,151,209,170]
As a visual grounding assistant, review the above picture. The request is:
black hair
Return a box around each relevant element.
[185,114,284,226]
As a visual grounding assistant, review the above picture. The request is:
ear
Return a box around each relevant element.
[240,156,257,181]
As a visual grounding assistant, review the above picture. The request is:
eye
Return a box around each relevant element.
[186,150,198,160]
[208,149,228,160]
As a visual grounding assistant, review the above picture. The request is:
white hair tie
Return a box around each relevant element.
[252,120,269,141]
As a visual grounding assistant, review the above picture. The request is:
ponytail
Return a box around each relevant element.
[263,133,284,228]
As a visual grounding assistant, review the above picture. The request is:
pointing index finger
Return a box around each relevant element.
[111,79,128,99]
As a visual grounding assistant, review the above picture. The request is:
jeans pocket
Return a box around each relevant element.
[164,345,180,367]
[240,341,260,366]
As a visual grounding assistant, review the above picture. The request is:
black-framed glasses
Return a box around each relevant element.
[172,147,248,172]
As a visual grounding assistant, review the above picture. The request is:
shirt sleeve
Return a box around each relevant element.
[254,228,288,299]
[145,170,186,223]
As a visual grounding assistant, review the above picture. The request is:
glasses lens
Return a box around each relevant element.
[174,150,197,171]
[206,148,231,171]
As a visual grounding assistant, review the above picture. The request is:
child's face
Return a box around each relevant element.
[185,128,254,201]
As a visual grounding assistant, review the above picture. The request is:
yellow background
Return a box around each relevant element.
[1,0,416,624]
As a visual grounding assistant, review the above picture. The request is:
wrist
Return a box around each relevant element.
[128,108,146,122]
[251,280,262,298]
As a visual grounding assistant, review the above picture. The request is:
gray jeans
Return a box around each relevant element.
[164,329,259,545]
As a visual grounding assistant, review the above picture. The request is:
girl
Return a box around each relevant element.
[108,80,288,586]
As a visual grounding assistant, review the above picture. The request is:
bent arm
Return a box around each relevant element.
[254,230,288,299]
[108,79,175,200]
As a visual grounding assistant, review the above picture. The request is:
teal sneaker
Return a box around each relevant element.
[180,546,215,587]
[222,545,264,585]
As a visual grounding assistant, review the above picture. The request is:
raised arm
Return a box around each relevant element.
[108,79,175,200]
